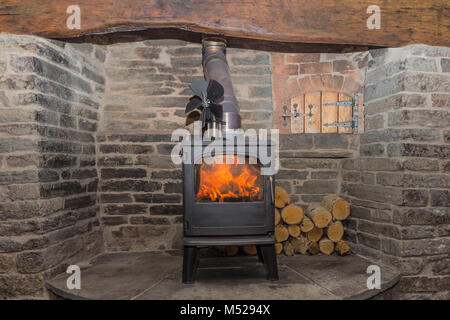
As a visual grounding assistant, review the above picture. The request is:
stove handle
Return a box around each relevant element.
[268,176,274,205]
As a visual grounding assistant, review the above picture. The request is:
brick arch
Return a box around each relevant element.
[272,53,364,133]
[286,75,358,102]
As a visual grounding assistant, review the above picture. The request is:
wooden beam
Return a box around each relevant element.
[0,0,448,47]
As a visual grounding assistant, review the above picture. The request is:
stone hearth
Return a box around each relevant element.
[45,252,400,300]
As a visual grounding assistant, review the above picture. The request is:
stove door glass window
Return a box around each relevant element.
[195,155,264,203]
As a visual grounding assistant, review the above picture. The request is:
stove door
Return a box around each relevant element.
[183,154,274,237]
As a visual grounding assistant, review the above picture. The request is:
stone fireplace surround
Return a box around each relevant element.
[0,34,448,299]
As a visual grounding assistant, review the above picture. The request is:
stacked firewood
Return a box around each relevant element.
[218,187,351,257]
[272,187,351,256]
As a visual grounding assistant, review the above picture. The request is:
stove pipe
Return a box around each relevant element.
[202,37,241,130]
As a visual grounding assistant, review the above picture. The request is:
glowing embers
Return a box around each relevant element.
[195,155,264,203]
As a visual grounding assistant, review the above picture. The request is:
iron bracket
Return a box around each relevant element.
[282,104,313,126]
[323,93,359,132]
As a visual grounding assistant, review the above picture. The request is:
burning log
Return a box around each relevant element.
[275,224,289,242]
[275,186,290,208]
[196,155,264,203]
[321,194,350,221]
[305,203,332,228]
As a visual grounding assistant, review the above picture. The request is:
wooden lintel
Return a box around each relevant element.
[0,0,448,47]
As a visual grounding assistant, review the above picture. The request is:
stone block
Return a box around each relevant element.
[100,193,133,203]
[163,182,182,194]
[134,194,181,204]
[150,205,183,215]
[295,180,337,194]
[151,170,181,180]
[360,143,384,156]
[101,168,147,179]
[310,171,338,179]
[281,158,338,169]
[100,180,161,192]
[430,189,450,207]
[98,156,133,167]
[388,143,450,159]
[361,158,402,171]
[365,93,427,115]
[104,204,148,215]
[276,170,308,180]
[279,134,313,150]
[0,274,43,298]
[388,109,450,128]
[10,55,92,93]
[403,159,439,171]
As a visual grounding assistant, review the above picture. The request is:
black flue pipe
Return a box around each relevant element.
[202,37,241,130]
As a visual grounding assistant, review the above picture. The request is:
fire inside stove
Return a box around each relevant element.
[195,155,264,203]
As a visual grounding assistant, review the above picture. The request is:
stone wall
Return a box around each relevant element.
[98,40,274,252]
[1,34,448,299]
[341,45,450,299]
[97,40,363,252]
[0,35,105,298]
[101,40,273,133]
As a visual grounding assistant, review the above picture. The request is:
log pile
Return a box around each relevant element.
[269,189,352,256]
[218,190,351,257]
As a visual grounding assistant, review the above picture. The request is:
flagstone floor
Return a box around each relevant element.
[46,252,400,300]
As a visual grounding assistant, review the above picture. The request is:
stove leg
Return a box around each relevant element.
[182,246,199,284]
[259,244,279,281]
[256,245,264,263]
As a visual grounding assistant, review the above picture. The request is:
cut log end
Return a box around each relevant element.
[327,221,344,242]
[300,217,314,233]
[274,208,281,226]
[288,224,301,238]
[291,236,311,255]
[275,186,290,208]
[321,194,350,221]
[274,243,283,255]
[319,238,335,255]
[275,224,289,242]
[307,226,323,242]
[306,203,332,228]
[309,242,319,255]
[335,240,351,255]
[242,245,257,255]
[283,242,294,256]
[281,205,304,224]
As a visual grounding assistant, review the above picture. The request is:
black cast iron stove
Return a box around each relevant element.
[181,38,278,283]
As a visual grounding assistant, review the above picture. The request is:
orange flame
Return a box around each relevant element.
[196,155,263,202]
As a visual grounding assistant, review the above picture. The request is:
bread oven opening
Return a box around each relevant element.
[195,155,264,203]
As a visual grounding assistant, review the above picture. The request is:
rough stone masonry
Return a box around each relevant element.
[0,33,449,299]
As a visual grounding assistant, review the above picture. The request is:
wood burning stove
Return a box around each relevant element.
[182,137,278,283]
[181,37,279,283]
